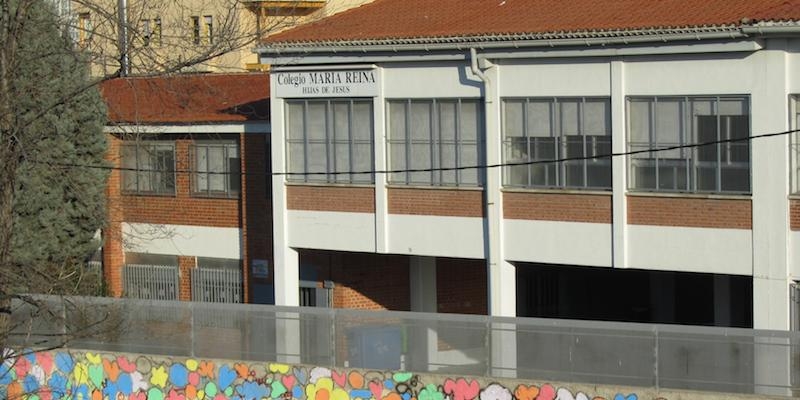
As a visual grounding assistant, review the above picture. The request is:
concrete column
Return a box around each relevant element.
[610,58,628,269]
[275,311,302,364]
[750,39,791,396]
[713,275,731,327]
[408,256,437,372]
[271,82,300,307]
[481,60,516,317]
[477,58,518,378]
[374,73,388,254]
[751,39,791,330]
[409,256,437,312]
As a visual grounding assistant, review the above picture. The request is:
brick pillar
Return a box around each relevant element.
[178,256,195,301]
[241,133,273,303]
[103,134,125,297]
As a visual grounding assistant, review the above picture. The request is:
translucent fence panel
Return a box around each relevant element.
[9,296,800,397]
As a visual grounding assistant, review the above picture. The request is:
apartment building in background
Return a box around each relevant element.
[257,0,800,330]
[70,0,375,75]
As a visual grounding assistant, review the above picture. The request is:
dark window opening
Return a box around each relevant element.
[516,263,752,328]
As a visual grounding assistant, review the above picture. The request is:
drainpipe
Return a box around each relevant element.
[117,0,130,76]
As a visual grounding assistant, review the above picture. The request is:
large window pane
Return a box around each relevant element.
[502,97,611,190]
[388,98,483,187]
[285,99,374,184]
[628,96,750,194]
[192,141,239,197]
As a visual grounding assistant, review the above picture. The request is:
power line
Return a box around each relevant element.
[27,127,800,177]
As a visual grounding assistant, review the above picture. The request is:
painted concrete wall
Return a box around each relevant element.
[122,223,242,260]
[5,348,767,400]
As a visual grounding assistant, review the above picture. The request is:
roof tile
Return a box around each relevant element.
[101,73,270,124]
[263,0,800,45]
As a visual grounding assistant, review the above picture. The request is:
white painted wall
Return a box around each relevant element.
[498,59,610,97]
[385,214,485,259]
[627,225,752,275]
[287,210,376,252]
[504,220,613,267]
[624,53,757,95]
[122,222,241,259]
[382,62,482,98]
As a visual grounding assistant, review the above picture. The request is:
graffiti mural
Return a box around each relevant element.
[0,349,651,400]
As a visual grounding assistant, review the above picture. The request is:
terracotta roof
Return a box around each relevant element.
[263,0,800,46]
[101,73,270,124]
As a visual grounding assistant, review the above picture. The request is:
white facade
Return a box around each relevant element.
[264,36,800,330]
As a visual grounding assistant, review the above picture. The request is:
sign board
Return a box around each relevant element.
[274,68,380,98]
[251,259,269,279]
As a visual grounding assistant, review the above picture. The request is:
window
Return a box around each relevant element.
[503,97,611,189]
[78,13,91,45]
[628,96,750,193]
[286,99,374,184]
[142,18,161,46]
[121,141,176,195]
[204,16,213,44]
[191,141,240,197]
[387,99,483,186]
[191,16,200,44]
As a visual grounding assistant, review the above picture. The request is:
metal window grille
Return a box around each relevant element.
[122,264,179,300]
[191,267,242,303]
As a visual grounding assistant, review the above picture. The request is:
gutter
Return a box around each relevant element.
[257,23,800,56]
[258,29,749,55]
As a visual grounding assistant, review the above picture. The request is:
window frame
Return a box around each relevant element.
[386,98,485,187]
[285,98,375,185]
[190,16,200,45]
[120,141,177,196]
[627,95,751,194]
[190,140,241,198]
[501,96,612,190]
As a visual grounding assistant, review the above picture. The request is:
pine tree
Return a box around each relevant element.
[0,0,108,345]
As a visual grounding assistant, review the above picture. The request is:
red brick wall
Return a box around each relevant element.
[791,200,800,231]
[436,258,487,315]
[627,195,752,229]
[287,186,375,213]
[299,250,487,314]
[241,134,272,302]
[119,139,240,227]
[503,192,612,223]
[301,250,410,311]
[388,188,483,217]
[104,133,273,301]
[103,136,125,296]
[178,256,195,301]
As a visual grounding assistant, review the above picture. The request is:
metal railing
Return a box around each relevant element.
[190,267,242,303]
[122,264,179,300]
[9,296,800,397]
